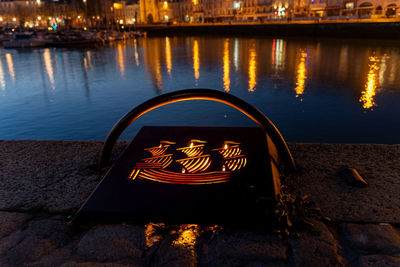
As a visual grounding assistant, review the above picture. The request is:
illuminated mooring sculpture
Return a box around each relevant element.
[72,89,295,224]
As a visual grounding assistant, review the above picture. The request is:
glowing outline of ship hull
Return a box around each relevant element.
[129,140,247,185]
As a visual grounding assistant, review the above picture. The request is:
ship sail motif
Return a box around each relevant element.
[176,140,211,173]
[213,141,247,172]
[129,139,247,185]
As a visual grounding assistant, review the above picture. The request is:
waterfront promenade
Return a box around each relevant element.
[137,18,400,38]
[1,140,400,266]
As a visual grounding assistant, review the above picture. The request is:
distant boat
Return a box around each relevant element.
[50,31,99,47]
[3,32,47,49]
[128,139,247,185]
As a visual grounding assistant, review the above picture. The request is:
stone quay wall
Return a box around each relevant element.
[136,20,400,38]
[0,140,400,266]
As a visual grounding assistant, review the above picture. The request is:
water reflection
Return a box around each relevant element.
[117,43,125,77]
[223,39,230,92]
[86,51,94,70]
[43,49,55,90]
[5,53,15,81]
[134,39,140,66]
[248,45,256,92]
[142,38,163,91]
[233,38,239,71]
[1,37,400,142]
[360,56,379,110]
[272,39,286,74]
[295,49,308,98]
[193,39,200,81]
[0,56,5,90]
[165,37,172,75]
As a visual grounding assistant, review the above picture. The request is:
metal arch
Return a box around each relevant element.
[99,88,296,171]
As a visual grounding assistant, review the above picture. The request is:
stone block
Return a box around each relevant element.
[0,211,31,238]
[215,232,287,261]
[357,254,400,266]
[151,226,200,267]
[23,218,72,248]
[340,223,400,254]
[290,221,343,267]
[27,248,72,267]
[0,235,55,266]
[61,262,132,267]
[77,225,145,262]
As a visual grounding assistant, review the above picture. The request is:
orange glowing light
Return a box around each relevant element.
[165,37,172,75]
[360,56,379,110]
[295,50,308,98]
[163,1,168,9]
[223,39,230,92]
[172,225,199,249]
[117,43,125,77]
[214,141,247,172]
[193,40,200,80]
[145,223,165,247]
[113,3,122,9]
[248,47,256,92]
[127,139,248,185]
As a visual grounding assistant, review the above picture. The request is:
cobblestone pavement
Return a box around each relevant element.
[1,141,399,266]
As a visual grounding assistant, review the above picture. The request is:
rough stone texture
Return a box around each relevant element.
[0,211,31,238]
[61,262,132,267]
[0,235,55,266]
[1,141,400,223]
[23,217,73,248]
[0,141,128,213]
[357,255,400,267]
[77,225,145,262]
[151,226,200,267]
[1,141,400,266]
[0,231,25,256]
[215,232,287,262]
[288,143,400,222]
[27,248,72,267]
[340,223,400,254]
[289,221,343,267]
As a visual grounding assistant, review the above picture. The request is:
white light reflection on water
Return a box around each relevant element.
[5,53,15,81]
[43,49,55,90]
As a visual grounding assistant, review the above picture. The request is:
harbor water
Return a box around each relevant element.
[0,36,399,143]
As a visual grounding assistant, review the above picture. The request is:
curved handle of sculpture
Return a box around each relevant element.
[99,88,295,171]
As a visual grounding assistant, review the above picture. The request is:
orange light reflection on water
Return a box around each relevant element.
[360,56,379,110]
[193,40,200,80]
[117,43,125,77]
[295,50,308,98]
[165,37,172,75]
[248,47,256,92]
[223,39,230,92]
